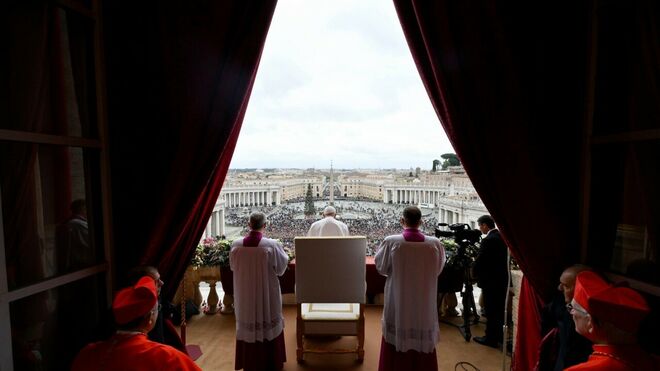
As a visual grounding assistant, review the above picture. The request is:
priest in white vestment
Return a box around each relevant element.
[375,205,446,371]
[230,212,289,371]
[307,205,349,236]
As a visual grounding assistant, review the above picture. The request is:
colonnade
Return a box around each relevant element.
[222,189,280,207]
[383,188,447,205]
[202,200,226,239]
[438,208,461,224]
[205,207,225,237]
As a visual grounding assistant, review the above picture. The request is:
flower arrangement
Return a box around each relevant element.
[191,236,232,268]
[271,239,295,262]
[283,246,295,262]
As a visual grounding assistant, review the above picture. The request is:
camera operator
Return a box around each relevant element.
[472,215,509,349]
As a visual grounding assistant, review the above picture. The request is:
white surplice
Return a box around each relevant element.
[375,235,446,353]
[229,237,289,343]
[307,217,349,236]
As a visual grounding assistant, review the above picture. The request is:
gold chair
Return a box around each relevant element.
[294,236,366,363]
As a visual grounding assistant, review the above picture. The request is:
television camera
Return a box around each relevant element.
[435,223,481,246]
[435,223,482,341]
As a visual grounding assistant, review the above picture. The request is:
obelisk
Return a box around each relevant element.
[329,161,334,206]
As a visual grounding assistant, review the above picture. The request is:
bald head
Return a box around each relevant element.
[323,206,337,217]
[558,264,591,303]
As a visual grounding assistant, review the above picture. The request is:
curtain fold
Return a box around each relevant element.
[512,276,544,371]
[393,1,591,368]
[103,0,277,300]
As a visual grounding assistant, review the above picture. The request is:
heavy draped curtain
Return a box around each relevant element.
[103,0,277,300]
[393,1,590,369]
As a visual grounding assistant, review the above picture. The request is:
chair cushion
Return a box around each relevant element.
[301,303,360,321]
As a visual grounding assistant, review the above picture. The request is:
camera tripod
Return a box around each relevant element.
[439,264,480,342]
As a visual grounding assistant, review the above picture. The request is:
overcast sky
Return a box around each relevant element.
[229,0,454,170]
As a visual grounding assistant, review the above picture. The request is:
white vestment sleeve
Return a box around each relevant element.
[375,238,392,276]
[271,241,289,276]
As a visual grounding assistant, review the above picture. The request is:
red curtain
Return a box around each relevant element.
[103,0,277,300]
[393,1,592,368]
[512,277,544,371]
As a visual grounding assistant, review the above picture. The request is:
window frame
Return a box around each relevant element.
[0,0,113,369]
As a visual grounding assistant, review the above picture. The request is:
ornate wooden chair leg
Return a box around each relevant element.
[357,305,365,362]
[296,304,304,363]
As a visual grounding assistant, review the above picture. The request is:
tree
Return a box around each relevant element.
[441,153,461,170]
[304,184,315,217]
[432,159,440,172]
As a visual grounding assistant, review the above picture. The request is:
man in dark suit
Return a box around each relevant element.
[535,265,592,371]
[472,215,509,348]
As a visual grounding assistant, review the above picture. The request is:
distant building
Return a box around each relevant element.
[207,166,488,235]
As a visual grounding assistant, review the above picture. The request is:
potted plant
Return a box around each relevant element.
[191,236,232,314]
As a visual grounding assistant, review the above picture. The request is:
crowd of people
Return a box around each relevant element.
[225,201,439,255]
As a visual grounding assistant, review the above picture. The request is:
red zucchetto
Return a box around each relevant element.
[112,276,158,325]
[573,271,650,333]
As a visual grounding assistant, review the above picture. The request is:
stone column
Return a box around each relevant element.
[210,212,217,236]
[215,212,219,234]
[206,220,212,237]
[219,207,225,236]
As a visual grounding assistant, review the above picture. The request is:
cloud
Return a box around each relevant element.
[231,0,454,169]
